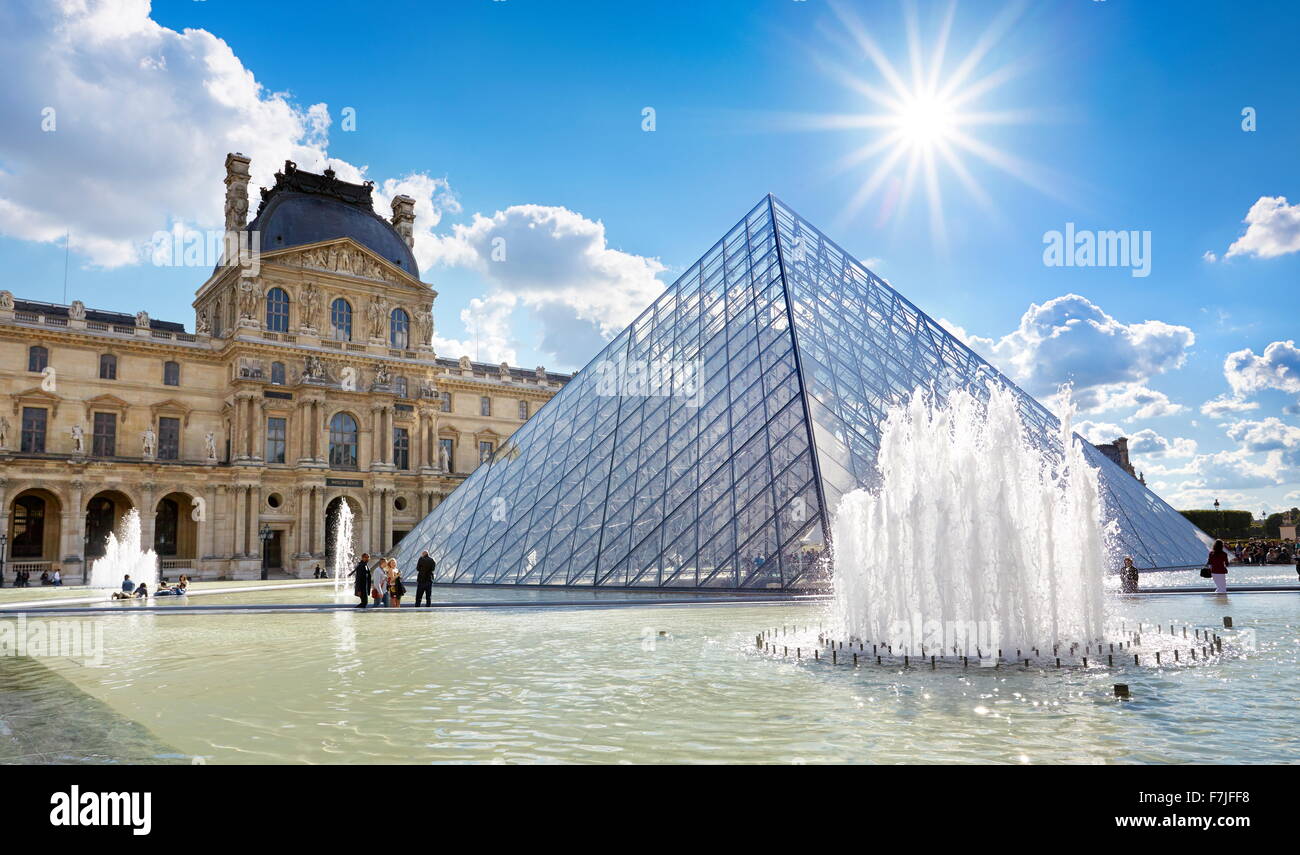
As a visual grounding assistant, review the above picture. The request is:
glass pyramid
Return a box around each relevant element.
[393,197,1209,589]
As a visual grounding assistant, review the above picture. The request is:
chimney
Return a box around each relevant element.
[390,195,416,247]
[224,152,252,233]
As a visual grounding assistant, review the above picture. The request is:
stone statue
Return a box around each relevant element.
[367,295,387,339]
[0,415,9,450]
[499,361,511,377]
[68,300,86,321]
[238,279,260,320]
[196,308,211,335]
[535,365,547,379]
[0,290,13,310]
[205,431,218,462]
[135,310,150,329]
[71,424,85,455]
[304,354,326,381]
[414,307,434,347]
[373,364,392,387]
[459,355,471,371]
[142,427,157,458]
[300,284,321,330]
[439,442,450,472]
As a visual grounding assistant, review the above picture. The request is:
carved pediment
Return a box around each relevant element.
[149,398,193,427]
[268,239,417,287]
[10,387,61,418]
[84,393,131,419]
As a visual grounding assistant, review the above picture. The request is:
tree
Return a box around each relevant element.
[1178,509,1253,539]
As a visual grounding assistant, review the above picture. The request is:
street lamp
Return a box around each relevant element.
[1213,498,1221,540]
[0,533,7,588]
[259,524,273,581]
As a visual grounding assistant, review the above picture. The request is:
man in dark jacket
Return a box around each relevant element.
[415,551,436,606]
[349,553,372,608]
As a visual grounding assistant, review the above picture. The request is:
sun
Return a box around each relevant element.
[787,1,1049,245]
[896,94,957,148]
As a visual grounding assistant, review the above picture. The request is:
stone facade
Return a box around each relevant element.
[0,157,568,582]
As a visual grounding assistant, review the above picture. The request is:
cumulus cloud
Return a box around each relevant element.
[1073,420,1128,446]
[1201,394,1260,419]
[1224,196,1300,260]
[1224,417,1300,458]
[430,293,519,365]
[1224,340,1300,397]
[423,204,667,365]
[0,0,455,267]
[1074,383,1186,419]
[1146,449,1287,491]
[1126,428,1198,458]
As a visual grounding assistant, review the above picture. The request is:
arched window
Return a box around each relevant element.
[394,376,408,398]
[270,361,286,385]
[330,298,352,341]
[265,287,290,332]
[12,495,46,559]
[163,360,180,386]
[154,498,179,556]
[389,308,410,349]
[328,412,359,469]
[99,354,117,380]
[27,345,48,373]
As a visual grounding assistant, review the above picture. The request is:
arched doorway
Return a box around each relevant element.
[154,492,199,577]
[84,490,134,561]
[7,488,63,582]
[324,495,364,573]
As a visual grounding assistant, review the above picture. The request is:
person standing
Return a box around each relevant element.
[372,556,389,607]
[1120,557,1139,593]
[415,551,436,607]
[387,558,405,607]
[349,552,372,609]
[1208,540,1230,594]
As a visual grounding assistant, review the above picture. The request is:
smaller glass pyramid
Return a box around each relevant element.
[393,197,1209,589]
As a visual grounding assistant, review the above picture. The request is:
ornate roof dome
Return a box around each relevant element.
[247,161,419,278]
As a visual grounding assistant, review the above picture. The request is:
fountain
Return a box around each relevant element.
[88,509,160,592]
[330,499,355,596]
[831,383,1109,656]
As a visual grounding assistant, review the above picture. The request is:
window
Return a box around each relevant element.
[92,412,117,457]
[389,308,410,349]
[330,298,353,341]
[480,396,491,417]
[518,400,529,420]
[439,438,455,473]
[394,376,408,398]
[394,427,410,470]
[99,354,117,380]
[266,416,287,464]
[158,417,180,460]
[265,287,290,332]
[27,346,48,373]
[154,498,178,556]
[20,407,46,453]
[440,391,452,413]
[163,360,180,386]
[270,361,286,385]
[11,495,46,559]
[329,412,359,469]
[479,440,495,462]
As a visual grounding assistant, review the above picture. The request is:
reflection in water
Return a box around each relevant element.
[4,590,1297,764]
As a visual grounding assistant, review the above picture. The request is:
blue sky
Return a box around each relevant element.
[1,0,1298,514]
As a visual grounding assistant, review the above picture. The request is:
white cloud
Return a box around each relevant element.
[1224,417,1300,456]
[1202,250,1217,263]
[1072,383,1186,419]
[1285,490,1300,502]
[1224,340,1300,396]
[971,295,1194,401]
[1073,420,1128,445]
[0,0,455,267]
[1200,394,1260,419]
[1148,448,1287,491]
[1224,196,1300,260]
[1126,428,1197,459]
[424,204,666,366]
[431,293,519,365]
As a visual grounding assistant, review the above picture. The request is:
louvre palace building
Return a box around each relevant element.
[0,155,568,582]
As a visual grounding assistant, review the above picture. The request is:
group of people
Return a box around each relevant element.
[1226,541,1295,566]
[349,550,437,608]
[7,568,62,587]
[109,574,189,599]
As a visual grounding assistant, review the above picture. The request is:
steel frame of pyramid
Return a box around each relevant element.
[392,196,1210,590]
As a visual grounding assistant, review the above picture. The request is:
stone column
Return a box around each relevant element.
[139,482,157,555]
[62,480,86,581]
[311,487,325,557]
[232,484,246,557]
[381,488,393,552]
